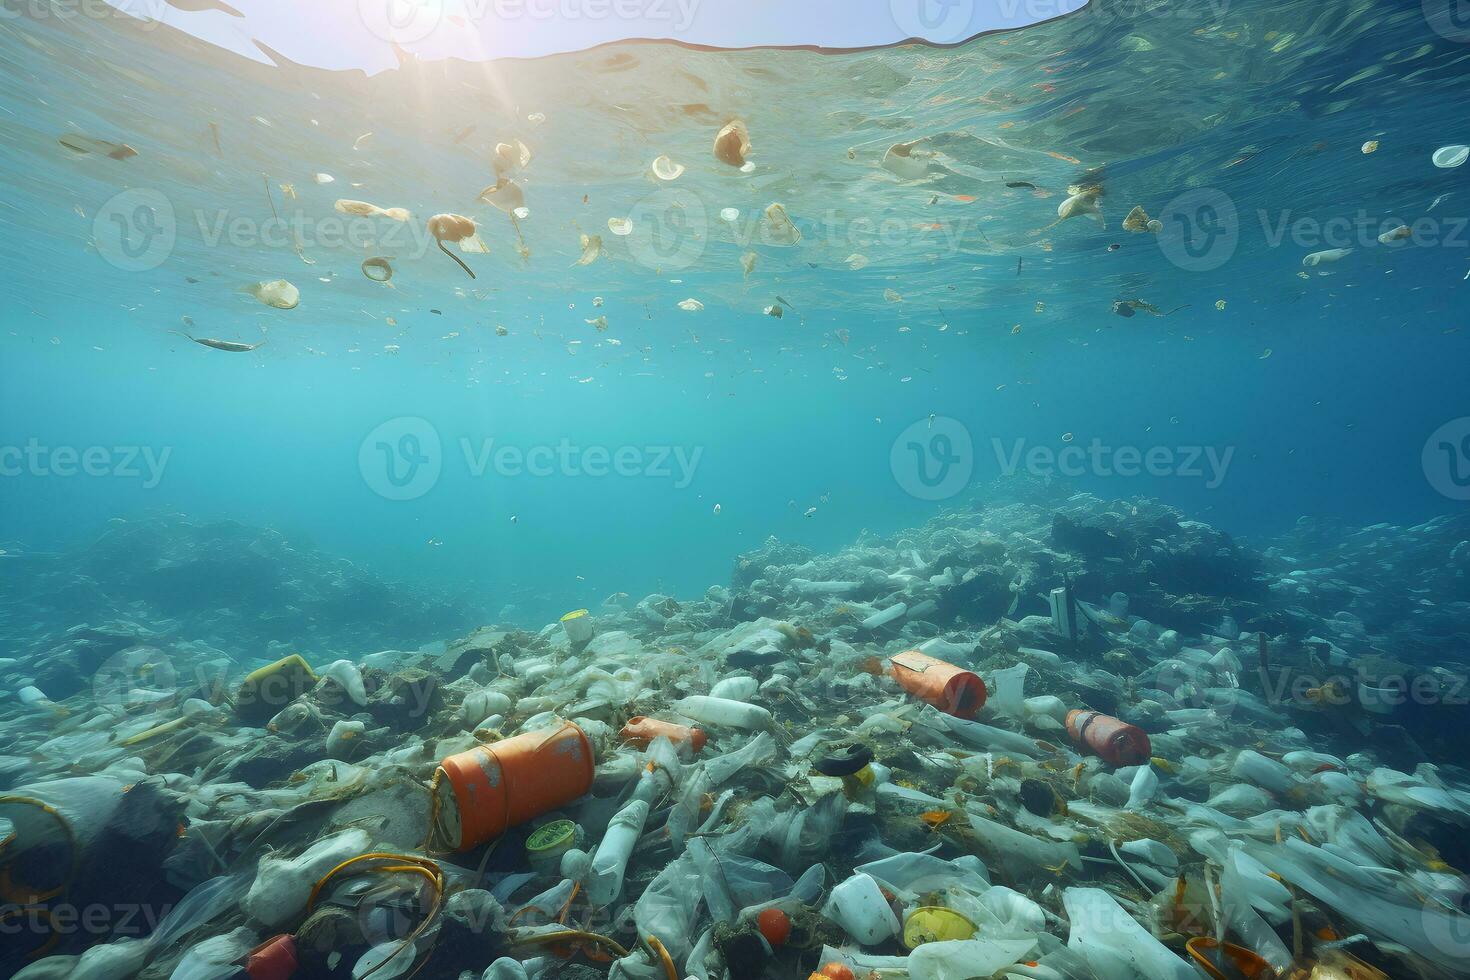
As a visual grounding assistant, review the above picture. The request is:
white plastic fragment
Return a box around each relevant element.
[821,873,900,945]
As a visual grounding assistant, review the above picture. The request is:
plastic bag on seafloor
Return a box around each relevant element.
[608,949,666,980]
[967,810,1081,880]
[1063,888,1196,980]
[245,829,372,928]
[855,851,990,899]
[1243,836,1470,975]
[1219,846,1294,975]
[686,926,717,980]
[701,731,777,787]
[151,873,253,952]
[634,850,705,964]
[918,706,1044,757]
[665,764,709,851]
[985,664,1030,720]
[770,790,845,868]
[481,957,530,980]
[688,835,740,924]
[909,938,1039,980]
[168,926,258,980]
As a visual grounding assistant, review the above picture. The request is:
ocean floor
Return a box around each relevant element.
[3,484,1470,980]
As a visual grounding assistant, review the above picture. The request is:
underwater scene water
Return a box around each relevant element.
[2,1,1470,978]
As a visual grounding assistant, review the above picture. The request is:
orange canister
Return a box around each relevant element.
[1065,709,1152,767]
[245,934,298,980]
[619,716,707,754]
[434,721,595,851]
[889,650,987,719]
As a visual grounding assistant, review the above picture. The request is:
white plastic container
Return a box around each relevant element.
[821,873,900,945]
[586,798,649,906]
[560,609,595,645]
[709,676,759,701]
[861,602,908,630]
[673,696,772,730]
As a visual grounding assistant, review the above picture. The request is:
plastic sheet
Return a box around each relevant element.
[1063,888,1196,980]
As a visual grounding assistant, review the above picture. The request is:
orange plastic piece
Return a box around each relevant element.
[1185,937,1276,979]
[757,907,792,946]
[889,650,988,719]
[1065,709,1152,767]
[436,721,595,851]
[620,716,707,754]
[245,934,298,980]
[811,964,855,980]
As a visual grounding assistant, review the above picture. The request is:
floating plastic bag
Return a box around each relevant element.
[908,938,1038,980]
[1063,887,1195,980]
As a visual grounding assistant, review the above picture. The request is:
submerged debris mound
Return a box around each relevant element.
[2,491,1469,980]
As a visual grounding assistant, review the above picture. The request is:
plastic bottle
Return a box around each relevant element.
[586,798,650,906]
[1065,710,1151,766]
[889,651,987,719]
[673,696,772,730]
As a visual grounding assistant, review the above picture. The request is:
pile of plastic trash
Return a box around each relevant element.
[3,488,1469,980]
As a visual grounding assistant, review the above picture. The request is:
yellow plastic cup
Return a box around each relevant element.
[902,906,976,949]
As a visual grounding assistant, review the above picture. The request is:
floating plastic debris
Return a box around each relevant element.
[574,234,604,266]
[881,140,930,180]
[884,288,902,302]
[313,172,334,184]
[1302,247,1354,266]
[720,207,740,222]
[593,296,604,307]
[58,134,137,159]
[1361,140,1379,154]
[741,251,757,281]
[360,257,393,282]
[607,217,633,236]
[762,203,801,246]
[713,119,751,168]
[586,316,608,332]
[335,200,409,221]
[651,154,685,181]
[1432,144,1468,169]
[248,279,299,310]
[478,177,525,214]
[847,254,870,271]
[1122,205,1162,234]
[1053,185,1104,228]
[1378,224,1411,244]
[494,138,531,176]
[677,298,704,311]
[427,213,480,279]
